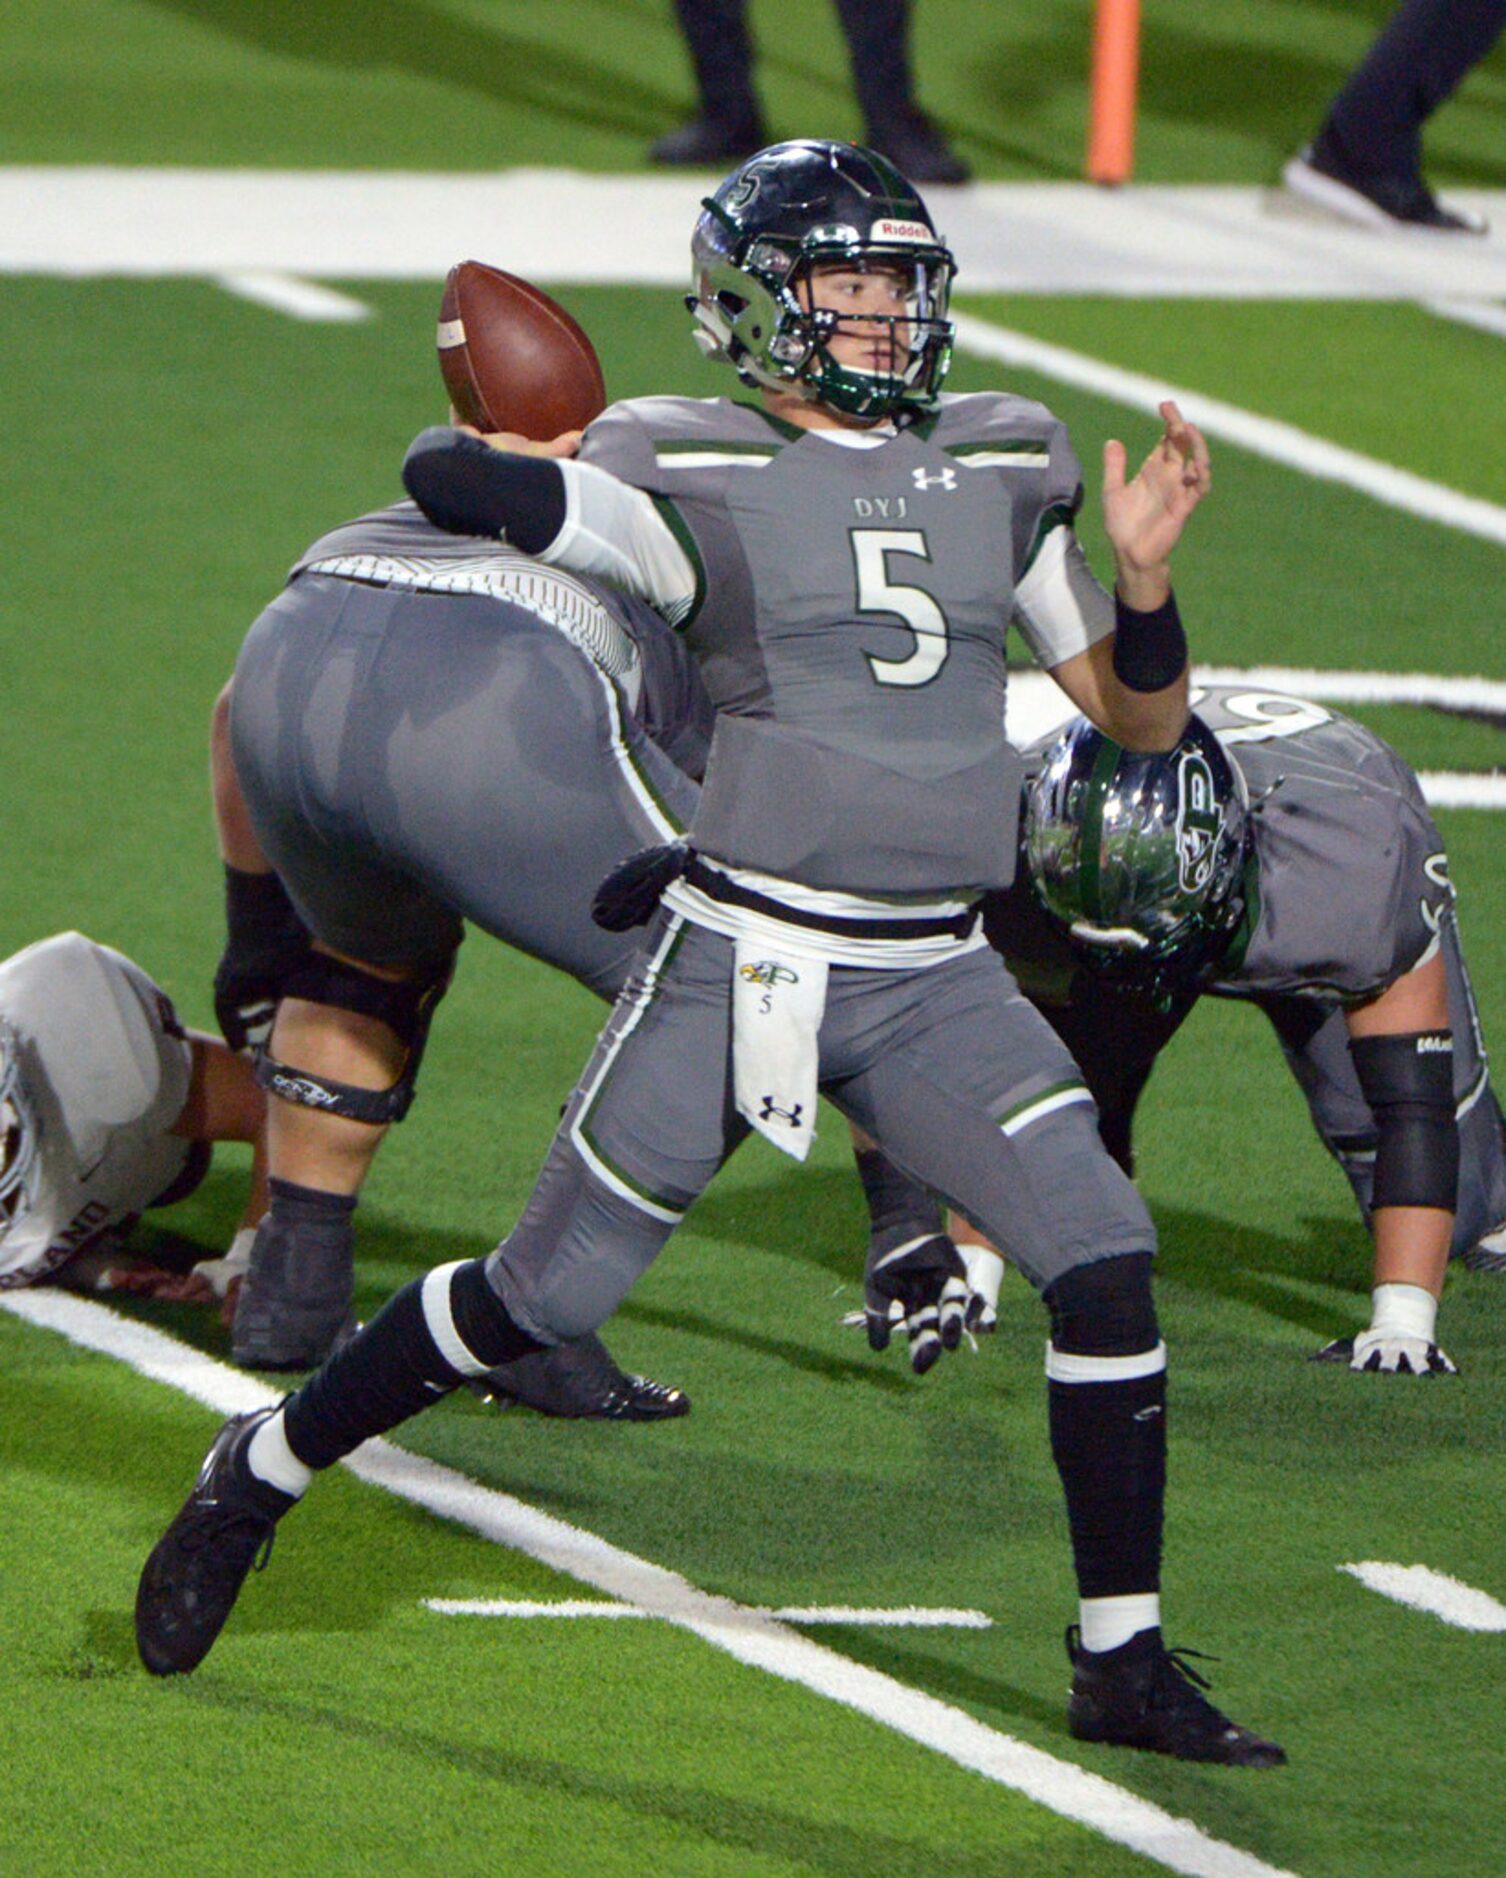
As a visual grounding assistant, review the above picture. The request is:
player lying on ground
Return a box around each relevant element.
[0,932,264,1297]
[136,141,1283,1765]
[853,688,1506,1375]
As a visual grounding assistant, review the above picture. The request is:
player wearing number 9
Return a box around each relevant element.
[999,685,1506,1376]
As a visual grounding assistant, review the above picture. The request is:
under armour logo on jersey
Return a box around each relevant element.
[912,466,957,492]
[758,1097,805,1128]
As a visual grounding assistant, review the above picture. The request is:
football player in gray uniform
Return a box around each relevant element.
[1012,689,1505,1374]
[856,688,1505,1372]
[211,487,711,1422]
[138,141,1285,1767]
[0,932,265,1294]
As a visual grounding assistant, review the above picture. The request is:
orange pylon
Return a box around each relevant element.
[1087,0,1141,185]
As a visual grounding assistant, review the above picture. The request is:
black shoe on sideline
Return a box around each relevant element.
[866,109,970,186]
[650,114,767,167]
[1283,140,1487,234]
[135,1410,296,1676]
[468,1331,690,1421]
[1066,1625,1286,1767]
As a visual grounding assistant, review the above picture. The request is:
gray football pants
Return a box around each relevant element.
[230,574,699,998]
[1272,905,1506,1253]
[486,911,1156,1343]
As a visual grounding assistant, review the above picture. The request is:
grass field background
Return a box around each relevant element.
[4,5,1506,1874]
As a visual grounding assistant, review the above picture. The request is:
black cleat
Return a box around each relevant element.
[649,114,766,167]
[1066,1626,1286,1767]
[467,1331,690,1421]
[866,109,970,186]
[135,1410,296,1675]
[1282,140,1487,234]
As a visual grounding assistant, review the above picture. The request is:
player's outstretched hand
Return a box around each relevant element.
[1103,400,1211,595]
[865,1232,971,1373]
[1313,1331,1459,1376]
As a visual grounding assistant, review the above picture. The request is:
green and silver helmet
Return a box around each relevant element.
[0,1021,39,1239]
[1024,715,1250,986]
[687,139,955,422]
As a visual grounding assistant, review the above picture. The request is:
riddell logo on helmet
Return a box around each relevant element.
[873,219,932,243]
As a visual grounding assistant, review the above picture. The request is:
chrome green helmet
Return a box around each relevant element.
[687,140,955,422]
[1025,715,1250,986]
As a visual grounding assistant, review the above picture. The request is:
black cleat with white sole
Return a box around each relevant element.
[135,1410,296,1676]
[1066,1626,1286,1767]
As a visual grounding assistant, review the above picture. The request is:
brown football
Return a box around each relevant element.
[437,261,607,441]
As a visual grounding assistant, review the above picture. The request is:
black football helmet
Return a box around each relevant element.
[1024,715,1251,992]
[687,139,955,422]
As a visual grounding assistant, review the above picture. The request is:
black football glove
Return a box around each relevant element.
[214,867,313,1052]
[864,1231,972,1374]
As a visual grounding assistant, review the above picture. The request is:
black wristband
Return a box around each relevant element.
[1111,590,1187,693]
[402,426,567,551]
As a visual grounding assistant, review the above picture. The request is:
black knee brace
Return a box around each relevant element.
[1044,1251,1158,1356]
[1350,1030,1458,1212]
[255,950,455,1125]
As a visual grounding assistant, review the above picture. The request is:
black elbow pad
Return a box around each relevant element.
[1350,1030,1458,1212]
[402,427,567,551]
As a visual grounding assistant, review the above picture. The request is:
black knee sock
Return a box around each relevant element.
[1044,1252,1165,1599]
[283,1259,542,1470]
[1048,1366,1166,1598]
[263,1176,356,1250]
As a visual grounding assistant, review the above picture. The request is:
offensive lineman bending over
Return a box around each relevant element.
[137,142,1283,1765]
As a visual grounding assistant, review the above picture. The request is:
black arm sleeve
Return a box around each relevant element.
[401,426,567,551]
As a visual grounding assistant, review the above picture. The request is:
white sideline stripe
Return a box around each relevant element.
[1340,1562,1506,1632]
[1426,298,1506,342]
[424,1599,994,1627]
[213,270,372,322]
[1004,665,1506,814]
[0,1287,1293,1878]
[950,312,1506,550]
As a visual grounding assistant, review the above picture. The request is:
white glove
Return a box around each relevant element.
[1313,1284,1457,1375]
[190,1224,258,1301]
[1347,1330,1458,1375]
[956,1244,1005,1333]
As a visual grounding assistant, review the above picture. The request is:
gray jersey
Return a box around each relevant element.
[1196,688,1450,1003]
[0,933,192,1287]
[234,511,712,998]
[578,393,1108,894]
[995,688,1504,1252]
[289,500,714,782]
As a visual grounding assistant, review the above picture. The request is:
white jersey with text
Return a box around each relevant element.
[0,933,192,1287]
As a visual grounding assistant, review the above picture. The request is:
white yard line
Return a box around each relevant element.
[214,271,372,322]
[1340,1563,1506,1632]
[1,1285,1296,1878]
[949,312,1506,550]
[424,1598,994,1626]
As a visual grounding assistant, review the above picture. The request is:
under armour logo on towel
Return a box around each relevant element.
[758,1097,805,1128]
